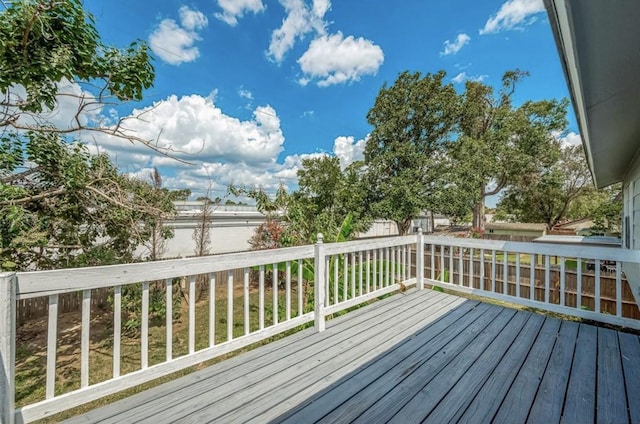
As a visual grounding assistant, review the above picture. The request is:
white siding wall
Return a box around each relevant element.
[622,149,640,306]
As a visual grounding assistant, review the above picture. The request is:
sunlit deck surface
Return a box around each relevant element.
[65,289,640,424]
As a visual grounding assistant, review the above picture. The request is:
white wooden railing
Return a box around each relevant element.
[421,235,640,330]
[0,234,417,423]
[2,232,640,423]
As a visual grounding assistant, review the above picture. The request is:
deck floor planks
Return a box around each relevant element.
[71,289,437,424]
[62,289,640,424]
[180,293,465,423]
[491,317,562,424]
[390,309,530,424]
[314,303,505,424]
[351,306,517,424]
[124,290,450,423]
[527,320,579,424]
[597,327,629,424]
[276,300,491,424]
[618,332,640,424]
[562,323,597,424]
[423,312,546,424]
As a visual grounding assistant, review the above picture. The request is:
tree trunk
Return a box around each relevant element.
[472,199,486,231]
[396,218,412,236]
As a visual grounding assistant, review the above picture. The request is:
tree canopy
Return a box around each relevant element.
[0,0,179,270]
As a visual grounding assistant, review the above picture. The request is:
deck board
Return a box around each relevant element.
[63,289,639,424]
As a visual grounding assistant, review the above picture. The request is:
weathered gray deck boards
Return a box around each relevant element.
[64,289,639,424]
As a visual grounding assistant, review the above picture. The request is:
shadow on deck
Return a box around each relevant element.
[64,290,640,424]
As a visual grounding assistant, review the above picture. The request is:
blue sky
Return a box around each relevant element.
[72,0,580,203]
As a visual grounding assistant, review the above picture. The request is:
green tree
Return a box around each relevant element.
[364,70,458,234]
[452,70,568,230]
[0,1,179,270]
[498,144,591,229]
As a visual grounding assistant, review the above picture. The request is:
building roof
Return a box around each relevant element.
[485,223,547,232]
[544,0,640,187]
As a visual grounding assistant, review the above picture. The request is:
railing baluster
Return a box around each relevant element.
[46,294,58,399]
[325,257,330,306]
[595,259,601,314]
[491,251,496,293]
[113,285,121,376]
[228,270,233,340]
[431,244,435,280]
[560,257,566,306]
[544,255,550,304]
[208,274,214,347]
[479,249,485,290]
[458,247,463,286]
[440,245,445,282]
[259,266,265,330]
[334,255,339,304]
[449,247,454,284]
[406,245,410,282]
[285,262,291,321]
[616,262,622,317]
[469,248,474,288]
[359,251,363,296]
[273,264,278,325]
[576,258,582,309]
[386,248,391,287]
[81,289,91,387]
[166,279,173,359]
[188,276,195,354]
[298,260,303,317]
[373,250,377,291]
[502,251,508,295]
[343,253,348,301]
[142,282,150,367]
[366,250,371,293]
[244,267,250,334]
[515,254,521,298]
[351,253,356,298]
[530,254,536,300]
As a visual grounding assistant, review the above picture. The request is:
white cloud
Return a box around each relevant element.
[441,33,470,56]
[452,72,488,84]
[179,6,208,31]
[297,32,384,87]
[480,0,544,35]
[559,131,582,148]
[238,89,254,100]
[148,6,208,65]
[215,0,265,26]
[333,135,366,169]
[267,0,331,63]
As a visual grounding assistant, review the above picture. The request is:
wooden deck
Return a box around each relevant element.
[64,289,640,424]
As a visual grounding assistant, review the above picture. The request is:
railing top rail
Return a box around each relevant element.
[322,235,416,255]
[15,245,314,299]
[423,235,639,262]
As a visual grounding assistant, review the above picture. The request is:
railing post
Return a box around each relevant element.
[417,229,425,289]
[314,234,326,332]
[0,272,16,424]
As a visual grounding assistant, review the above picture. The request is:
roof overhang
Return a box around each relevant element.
[544,0,640,188]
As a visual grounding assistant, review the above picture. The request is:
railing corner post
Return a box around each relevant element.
[0,272,16,424]
[417,229,425,290]
[314,234,326,332]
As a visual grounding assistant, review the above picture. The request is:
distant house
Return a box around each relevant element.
[551,218,596,236]
[484,223,547,242]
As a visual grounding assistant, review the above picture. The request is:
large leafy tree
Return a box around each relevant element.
[364,70,458,235]
[498,144,592,229]
[452,70,568,230]
[0,1,178,270]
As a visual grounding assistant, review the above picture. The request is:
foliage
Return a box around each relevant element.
[249,219,285,250]
[451,70,569,230]
[364,70,458,235]
[498,145,592,229]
